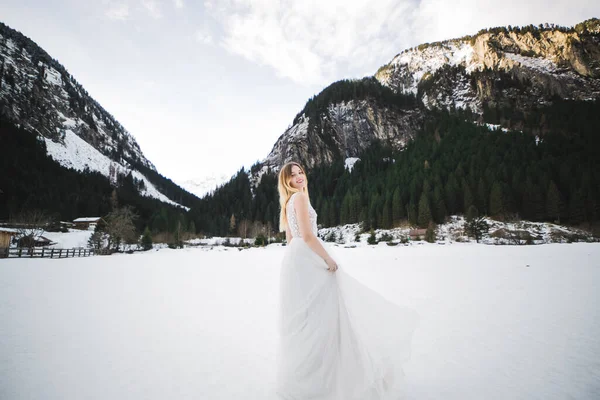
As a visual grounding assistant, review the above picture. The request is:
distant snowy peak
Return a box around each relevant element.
[177,173,232,199]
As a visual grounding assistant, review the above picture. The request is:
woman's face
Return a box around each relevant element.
[289,165,306,190]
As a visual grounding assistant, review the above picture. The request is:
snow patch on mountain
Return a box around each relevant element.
[287,116,309,139]
[504,53,561,74]
[43,66,63,86]
[43,130,188,210]
[384,41,478,95]
[345,157,360,172]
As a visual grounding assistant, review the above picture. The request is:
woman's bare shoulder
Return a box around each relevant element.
[293,192,308,207]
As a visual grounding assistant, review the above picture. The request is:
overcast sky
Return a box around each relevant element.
[1,0,597,184]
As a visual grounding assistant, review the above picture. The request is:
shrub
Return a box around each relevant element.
[425,223,436,243]
[379,232,393,242]
[367,230,378,245]
[464,217,490,243]
[325,231,337,242]
[141,227,153,251]
[254,234,267,246]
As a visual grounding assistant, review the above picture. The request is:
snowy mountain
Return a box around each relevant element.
[376,19,600,118]
[0,22,190,209]
[176,173,232,199]
[257,19,600,177]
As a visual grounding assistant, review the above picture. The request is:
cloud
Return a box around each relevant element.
[203,0,598,86]
[105,2,130,20]
[173,0,184,9]
[195,28,213,45]
[142,0,162,19]
[204,0,416,85]
[410,0,598,45]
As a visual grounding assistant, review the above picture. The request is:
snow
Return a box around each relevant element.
[286,116,309,139]
[72,217,101,223]
[44,67,63,86]
[43,229,94,249]
[176,173,232,199]
[484,123,509,132]
[43,130,188,210]
[344,157,360,172]
[1,242,599,399]
[385,41,477,95]
[504,52,561,74]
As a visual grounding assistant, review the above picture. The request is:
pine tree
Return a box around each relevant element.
[369,193,381,229]
[392,187,403,226]
[418,190,432,228]
[569,188,585,224]
[522,179,545,221]
[425,221,436,243]
[489,181,505,219]
[382,199,392,229]
[546,181,562,223]
[408,202,417,226]
[433,186,447,223]
[445,173,460,214]
[340,193,350,224]
[466,204,479,221]
[464,216,489,243]
[476,177,487,215]
[463,180,474,214]
[141,227,153,251]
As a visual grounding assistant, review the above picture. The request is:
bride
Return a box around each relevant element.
[275,161,420,400]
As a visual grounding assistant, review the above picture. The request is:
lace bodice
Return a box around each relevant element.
[286,192,318,239]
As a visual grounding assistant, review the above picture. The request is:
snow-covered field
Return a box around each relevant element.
[1,242,599,399]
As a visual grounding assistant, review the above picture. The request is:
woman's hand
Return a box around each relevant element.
[325,257,338,273]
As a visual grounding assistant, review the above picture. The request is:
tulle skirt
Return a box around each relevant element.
[275,237,420,400]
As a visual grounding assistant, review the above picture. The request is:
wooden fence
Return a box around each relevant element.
[0,247,95,259]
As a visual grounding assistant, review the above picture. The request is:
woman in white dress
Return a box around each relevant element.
[275,161,420,400]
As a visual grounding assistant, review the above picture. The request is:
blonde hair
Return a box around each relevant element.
[278,161,310,232]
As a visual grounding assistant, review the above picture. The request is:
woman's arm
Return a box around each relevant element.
[294,193,335,265]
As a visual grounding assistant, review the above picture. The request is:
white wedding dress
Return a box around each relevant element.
[275,192,420,400]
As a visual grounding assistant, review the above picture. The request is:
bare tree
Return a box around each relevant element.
[105,206,138,251]
[250,220,265,238]
[229,214,236,234]
[237,219,251,239]
[9,209,50,249]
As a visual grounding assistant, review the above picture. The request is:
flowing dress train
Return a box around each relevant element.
[275,192,419,400]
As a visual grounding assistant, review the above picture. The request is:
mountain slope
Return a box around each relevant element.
[0,22,192,209]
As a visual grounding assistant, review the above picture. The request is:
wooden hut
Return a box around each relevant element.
[72,217,103,230]
[409,228,427,241]
[0,228,17,257]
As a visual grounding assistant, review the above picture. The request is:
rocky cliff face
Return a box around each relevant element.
[261,99,422,172]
